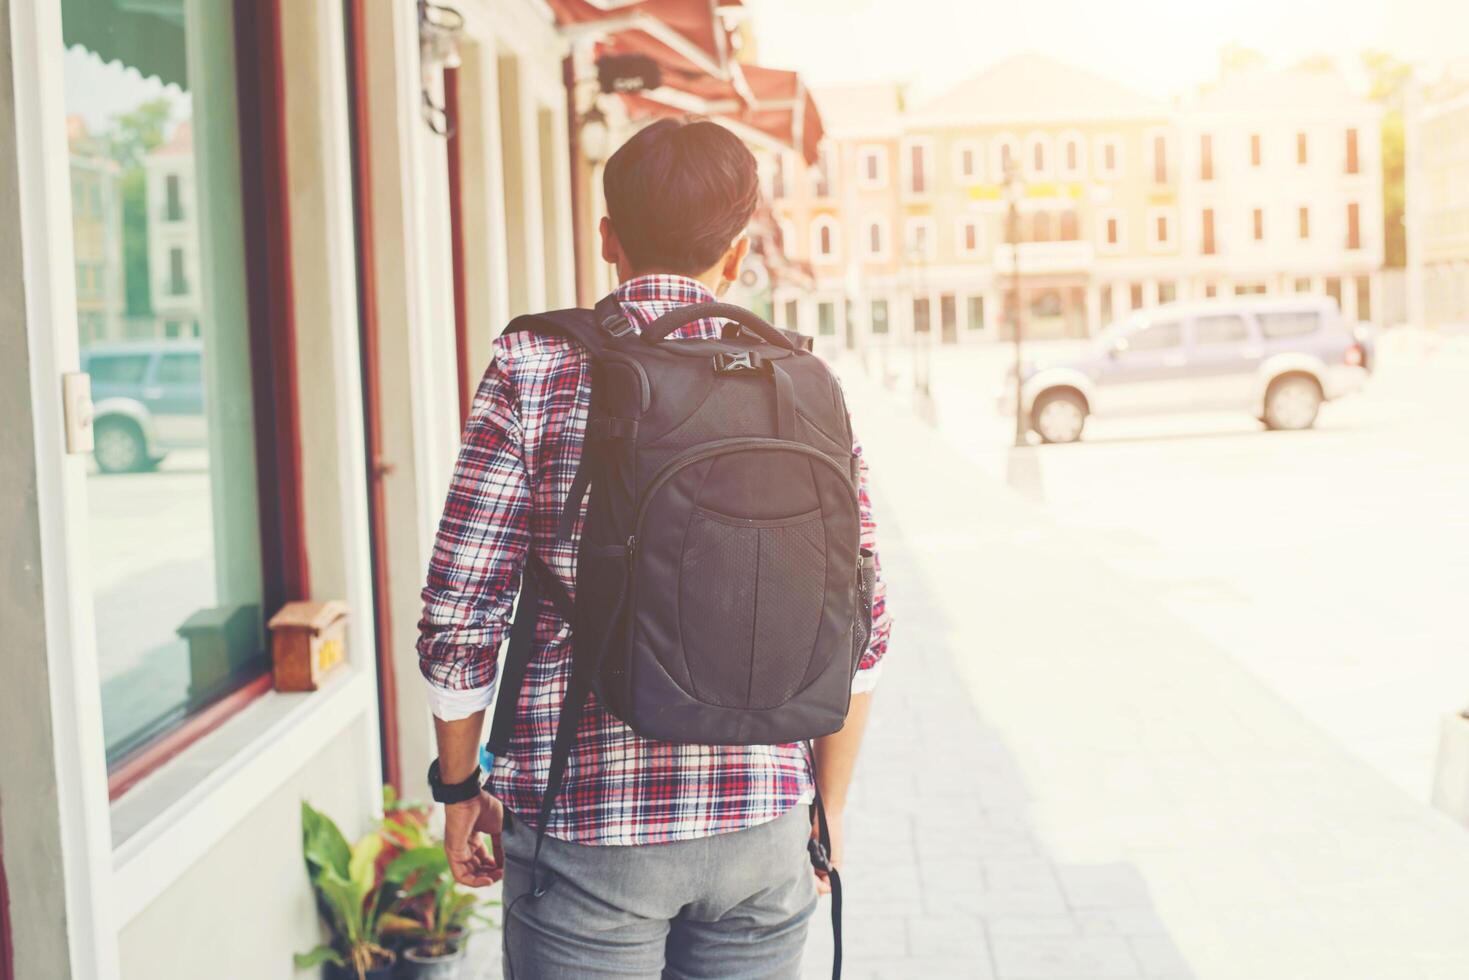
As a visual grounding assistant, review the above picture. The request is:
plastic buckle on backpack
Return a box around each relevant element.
[712,351,767,375]
[601,313,636,338]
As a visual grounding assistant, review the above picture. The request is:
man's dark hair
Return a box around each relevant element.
[603,118,760,276]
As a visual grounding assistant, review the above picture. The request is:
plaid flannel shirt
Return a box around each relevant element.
[418,274,891,845]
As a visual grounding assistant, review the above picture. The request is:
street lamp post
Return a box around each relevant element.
[1004,157,1025,447]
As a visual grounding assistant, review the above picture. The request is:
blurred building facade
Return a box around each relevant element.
[3,2,820,978]
[770,55,1385,354]
[1406,74,1469,328]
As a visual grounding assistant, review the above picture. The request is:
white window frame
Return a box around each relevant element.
[1146,206,1177,252]
[955,215,984,258]
[1058,130,1086,180]
[811,215,841,262]
[1024,131,1053,180]
[990,132,1020,181]
[863,214,890,260]
[900,136,934,196]
[953,138,983,183]
[904,215,936,261]
[1095,134,1124,180]
[1097,207,1127,254]
[856,145,888,188]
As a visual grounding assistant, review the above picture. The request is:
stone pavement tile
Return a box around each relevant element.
[1072,907,1171,937]
[907,914,994,961]
[990,935,1142,979]
[986,915,1084,937]
[1125,936,1194,978]
[1055,865,1157,909]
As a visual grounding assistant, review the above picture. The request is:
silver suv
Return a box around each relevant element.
[81,341,206,472]
[1007,296,1371,443]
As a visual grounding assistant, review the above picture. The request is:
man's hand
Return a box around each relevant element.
[444,790,505,888]
[809,806,844,896]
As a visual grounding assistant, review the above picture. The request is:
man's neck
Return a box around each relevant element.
[619,267,722,294]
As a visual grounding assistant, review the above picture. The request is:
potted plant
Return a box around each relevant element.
[295,801,421,980]
[384,845,492,979]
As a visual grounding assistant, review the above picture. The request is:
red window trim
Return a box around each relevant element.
[0,803,12,980]
[345,0,402,791]
[445,65,471,427]
[107,0,306,800]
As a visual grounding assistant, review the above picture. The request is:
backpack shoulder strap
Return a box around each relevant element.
[500,293,633,359]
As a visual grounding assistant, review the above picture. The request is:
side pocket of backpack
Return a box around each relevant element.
[851,548,876,678]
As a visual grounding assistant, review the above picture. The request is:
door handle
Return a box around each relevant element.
[62,372,95,454]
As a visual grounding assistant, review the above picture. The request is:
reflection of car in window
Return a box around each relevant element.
[1004,297,1371,444]
[81,341,207,472]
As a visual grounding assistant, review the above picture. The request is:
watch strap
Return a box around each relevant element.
[427,759,482,804]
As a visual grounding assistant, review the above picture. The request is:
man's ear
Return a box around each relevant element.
[599,216,622,266]
[721,236,751,284]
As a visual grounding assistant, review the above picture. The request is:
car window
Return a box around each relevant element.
[1126,320,1182,351]
[1259,310,1320,338]
[156,352,202,385]
[1193,315,1250,345]
[88,353,151,385]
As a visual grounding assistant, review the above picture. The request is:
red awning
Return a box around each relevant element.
[549,0,823,164]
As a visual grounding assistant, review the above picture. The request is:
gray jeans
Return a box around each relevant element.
[500,804,818,979]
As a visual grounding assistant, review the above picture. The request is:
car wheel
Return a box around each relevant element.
[1263,375,1322,431]
[93,418,148,473]
[1031,389,1087,444]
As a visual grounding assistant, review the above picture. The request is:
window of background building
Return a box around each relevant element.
[956,141,979,181]
[1347,202,1361,249]
[1200,133,1214,180]
[1152,134,1168,183]
[908,142,929,193]
[858,146,885,187]
[1294,277,1312,293]
[1326,277,1343,306]
[1345,128,1360,174]
[997,138,1017,176]
[783,298,799,331]
[1235,282,1268,295]
[1158,281,1177,304]
[813,218,838,259]
[867,219,884,257]
[62,0,267,768]
[1297,132,1309,165]
[940,294,957,343]
[906,217,934,259]
[1100,286,1113,325]
[812,149,832,198]
[1356,276,1372,319]
[1130,283,1144,309]
[1250,133,1262,167]
[818,300,836,335]
[1059,211,1078,241]
[959,218,981,254]
[1097,135,1121,178]
[966,295,985,330]
[1152,210,1171,247]
[913,296,931,332]
[1252,208,1265,242]
[1204,283,1218,298]
[165,173,183,221]
[1193,314,1249,344]
[1105,214,1120,247]
[1299,206,1310,239]
[1030,136,1048,176]
[1031,211,1051,242]
[870,298,890,334]
[1202,208,1216,254]
[771,154,786,198]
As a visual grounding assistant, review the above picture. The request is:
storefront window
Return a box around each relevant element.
[62,0,267,767]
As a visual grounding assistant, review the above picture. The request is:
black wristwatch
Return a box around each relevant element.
[427,759,483,804]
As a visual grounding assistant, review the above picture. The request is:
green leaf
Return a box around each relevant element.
[301,802,351,880]
[293,945,345,969]
[377,913,426,937]
[316,873,365,944]
[384,846,449,885]
[348,834,385,906]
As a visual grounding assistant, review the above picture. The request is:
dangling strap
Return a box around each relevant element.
[485,552,573,756]
[807,742,844,980]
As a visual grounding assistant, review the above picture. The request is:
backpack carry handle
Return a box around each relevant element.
[640,303,798,351]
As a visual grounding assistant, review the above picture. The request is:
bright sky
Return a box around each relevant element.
[746,0,1469,102]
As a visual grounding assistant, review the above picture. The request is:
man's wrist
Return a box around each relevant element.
[428,758,483,804]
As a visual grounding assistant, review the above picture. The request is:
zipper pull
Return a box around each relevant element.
[625,534,638,567]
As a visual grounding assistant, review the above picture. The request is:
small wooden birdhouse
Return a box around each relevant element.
[267,600,348,692]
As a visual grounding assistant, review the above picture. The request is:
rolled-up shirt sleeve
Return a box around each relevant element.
[417,347,531,721]
[851,432,891,693]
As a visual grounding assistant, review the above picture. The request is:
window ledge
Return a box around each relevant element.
[110,666,374,926]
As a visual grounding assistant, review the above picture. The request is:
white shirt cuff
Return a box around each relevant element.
[850,658,884,695]
[423,678,496,722]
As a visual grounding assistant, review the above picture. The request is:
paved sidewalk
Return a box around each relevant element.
[801,363,1469,979]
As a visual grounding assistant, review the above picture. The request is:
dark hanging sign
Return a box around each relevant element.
[597,54,662,95]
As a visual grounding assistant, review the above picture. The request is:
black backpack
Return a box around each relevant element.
[485,293,874,977]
